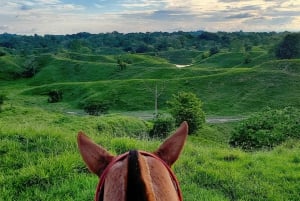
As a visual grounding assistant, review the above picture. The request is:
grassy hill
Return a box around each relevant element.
[0,55,24,80]
[1,47,300,201]
[18,51,300,115]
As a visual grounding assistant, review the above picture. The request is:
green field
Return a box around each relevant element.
[1,32,300,200]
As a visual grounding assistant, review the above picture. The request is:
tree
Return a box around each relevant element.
[209,46,219,56]
[275,33,300,59]
[168,92,205,134]
[117,57,127,71]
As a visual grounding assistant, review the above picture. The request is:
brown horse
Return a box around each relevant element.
[77,121,188,201]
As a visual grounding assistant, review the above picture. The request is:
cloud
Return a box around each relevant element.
[226,13,255,19]
[0,0,299,34]
[0,25,9,31]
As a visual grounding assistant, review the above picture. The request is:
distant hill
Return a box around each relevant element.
[1,31,299,115]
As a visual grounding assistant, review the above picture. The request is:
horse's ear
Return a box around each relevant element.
[77,132,114,177]
[154,121,188,166]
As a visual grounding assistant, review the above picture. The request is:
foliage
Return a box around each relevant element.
[117,57,127,71]
[149,116,175,138]
[83,100,110,116]
[243,53,251,64]
[0,31,287,56]
[209,46,220,56]
[229,107,300,150]
[0,50,6,56]
[168,92,205,134]
[48,89,63,103]
[22,56,39,78]
[275,33,300,59]
[0,94,6,111]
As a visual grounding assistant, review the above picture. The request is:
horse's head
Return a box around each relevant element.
[77,121,188,201]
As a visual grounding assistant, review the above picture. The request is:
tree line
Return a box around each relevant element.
[0,31,298,58]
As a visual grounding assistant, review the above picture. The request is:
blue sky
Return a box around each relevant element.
[0,0,299,35]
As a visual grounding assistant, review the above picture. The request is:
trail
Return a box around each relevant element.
[65,110,245,123]
[206,116,245,123]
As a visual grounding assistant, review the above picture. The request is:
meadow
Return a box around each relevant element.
[0,32,300,200]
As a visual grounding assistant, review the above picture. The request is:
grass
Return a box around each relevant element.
[8,50,295,115]
[0,49,299,200]
[1,103,299,201]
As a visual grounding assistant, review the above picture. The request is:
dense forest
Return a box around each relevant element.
[0,31,298,55]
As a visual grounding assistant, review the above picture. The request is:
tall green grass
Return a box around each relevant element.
[1,103,299,201]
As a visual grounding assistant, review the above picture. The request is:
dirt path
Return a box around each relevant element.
[66,110,245,123]
[206,116,245,123]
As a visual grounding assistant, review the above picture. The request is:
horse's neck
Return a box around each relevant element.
[103,152,179,201]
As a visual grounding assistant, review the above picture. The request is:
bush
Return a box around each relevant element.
[229,107,300,150]
[149,116,175,138]
[168,92,205,134]
[83,101,109,116]
[0,51,6,57]
[48,90,63,103]
[0,94,6,112]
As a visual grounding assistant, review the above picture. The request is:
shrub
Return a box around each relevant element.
[0,51,6,56]
[48,90,63,103]
[244,53,251,64]
[83,101,109,116]
[149,116,175,138]
[229,107,300,150]
[168,92,205,134]
[0,94,6,112]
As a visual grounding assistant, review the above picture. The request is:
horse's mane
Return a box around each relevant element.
[127,150,149,201]
[98,150,152,201]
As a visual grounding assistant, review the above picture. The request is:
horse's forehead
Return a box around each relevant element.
[104,158,128,200]
[146,157,179,200]
[104,152,179,201]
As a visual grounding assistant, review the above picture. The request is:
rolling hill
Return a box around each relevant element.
[8,50,297,115]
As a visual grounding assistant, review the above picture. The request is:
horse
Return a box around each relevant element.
[77,121,188,201]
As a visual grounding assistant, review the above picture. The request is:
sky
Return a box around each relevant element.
[0,0,299,35]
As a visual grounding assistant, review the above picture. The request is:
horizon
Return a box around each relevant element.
[1,0,300,35]
[0,30,298,37]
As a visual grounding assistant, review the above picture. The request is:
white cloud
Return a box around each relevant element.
[0,0,299,34]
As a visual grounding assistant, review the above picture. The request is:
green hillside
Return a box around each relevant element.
[19,51,300,115]
[1,31,300,201]
[0,55,23,80]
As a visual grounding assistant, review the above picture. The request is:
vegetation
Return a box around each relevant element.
[168,92,205,134]
[83,100,110,116]
[229,107,300,150]
[149,116,175,138]
[275,33,300,59]
[0,94,5,111]
[0,30,299,200]
[48,89,63,103]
